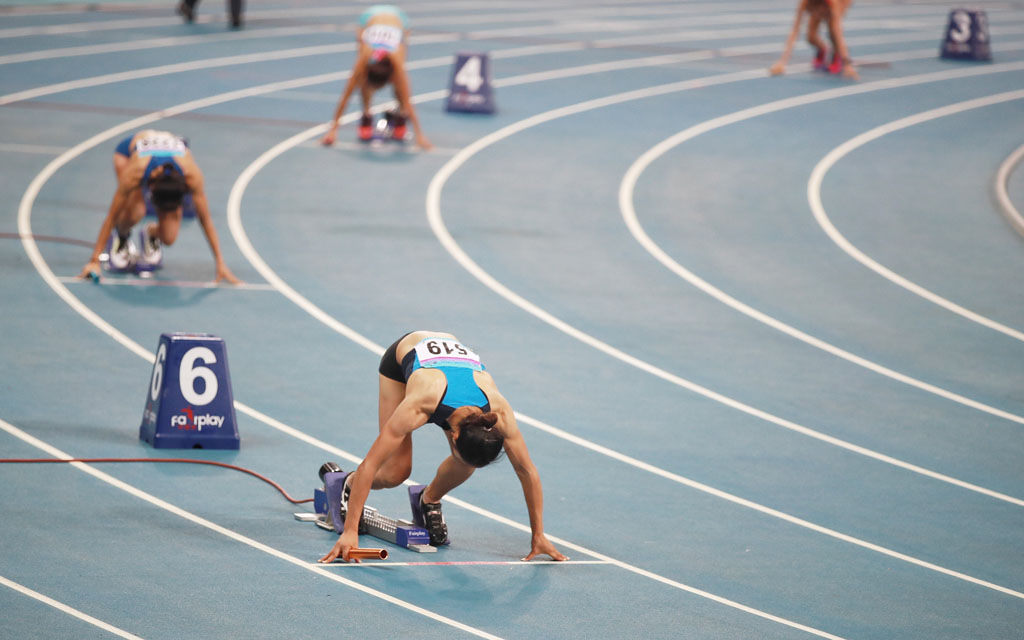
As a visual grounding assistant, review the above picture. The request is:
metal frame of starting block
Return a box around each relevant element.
[295,477,436,553]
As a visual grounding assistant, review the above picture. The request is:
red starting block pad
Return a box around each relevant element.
[304,468,434,552]
[139,333,240,449]
[360,111,408,144]
[445,52,496,114]
[940,9,991,61]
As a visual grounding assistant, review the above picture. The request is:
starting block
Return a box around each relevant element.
[360,111,408,144]
[445,52,496,114]
[139,333,240,449]
[298,464,435,552]
[940,9,991,61]
[100,230,162,275]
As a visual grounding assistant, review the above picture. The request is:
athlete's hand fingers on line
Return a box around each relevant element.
[79,261,101,279]
[522,538,568,562]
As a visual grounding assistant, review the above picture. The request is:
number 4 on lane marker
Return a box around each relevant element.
[446,53,496,114]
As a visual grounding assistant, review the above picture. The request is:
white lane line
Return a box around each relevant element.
[0,15,224,38]
[0,142,67,154]
[995,142,1024,239]
[17,50,850,640]
[0,0,506,38]
[1,2,652,67]
[223,47,728,354]
[0,574,143,640]
[0,33,461,107]
[0,419,502,639]
[223,49,1024,602]
[620,60,1024,429]
[423,56,1024,500]
[14,19,1018,633]
[421,69,1024,604]
[317,560,613,567]
[6,265,850,640]
[0,26,344,66]
[809,89,1024,343]
[56,275,277,290]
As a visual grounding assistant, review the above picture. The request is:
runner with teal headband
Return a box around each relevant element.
[321,5,432,149]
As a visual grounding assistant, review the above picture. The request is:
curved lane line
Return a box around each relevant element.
[995,142,1024,239]
[0,418,501,640]
[2,1,667,72]
[0,26,345,66]
[13,50,849,640]
[18,27,1024,630]
[15,34,1013,610]
[222,55,1024,603]
[620,86,1024,426]
[0,34,464,107]
[420,69,1024,603]
[809,89,1024,342]
[424,61,1024,504]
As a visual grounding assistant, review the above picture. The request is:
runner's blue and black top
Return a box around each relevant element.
[115,131,188,186]
[401,337,490,428]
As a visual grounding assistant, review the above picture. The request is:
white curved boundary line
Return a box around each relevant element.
[18,33,1022,633]
[417,73,1024,607]
[0,33,463,107]
[223,54,1024,601]
[994,143,1024,239]
[809,89,1024,343]
[15,56,850,640]
[0,26,345,66]
[423,61,1024,503]
[0,574,143,640]
[0,418,500,640]
[620,86,1024,426]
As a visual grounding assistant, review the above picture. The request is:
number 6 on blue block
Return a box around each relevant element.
[445,52,496,114]
[940,9,992,61]
[139,333,240,449]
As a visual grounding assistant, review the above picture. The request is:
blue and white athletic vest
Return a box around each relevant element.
[402,337,490,428]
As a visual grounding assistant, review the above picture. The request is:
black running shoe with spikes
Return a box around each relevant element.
[419,494,449,546]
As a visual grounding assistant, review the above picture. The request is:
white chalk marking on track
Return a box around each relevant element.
[995,142,1024,239]
[0,33,460,107]
[0,26,344,66]
[423,66,1024,602]
[427,58,1024,501]
[15,47,848,640]
[4,0,703,66]
[225,50,1024,604]
[0,0,539,38]
[809,89,1024,343]
[620,64,1024,430]
[15,23,1018,637]
[0,418,502,640]
[56,275,277,290]
[317,560,613,567]
[0,574,143,640]
[0,142,67,155]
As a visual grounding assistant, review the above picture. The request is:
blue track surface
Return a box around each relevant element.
[2,1,1023,638]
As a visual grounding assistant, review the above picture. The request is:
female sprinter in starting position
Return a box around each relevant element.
[770,0,858,80]
[78,129,240,284]
[320,5,432,149]
[319,331,567,563]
